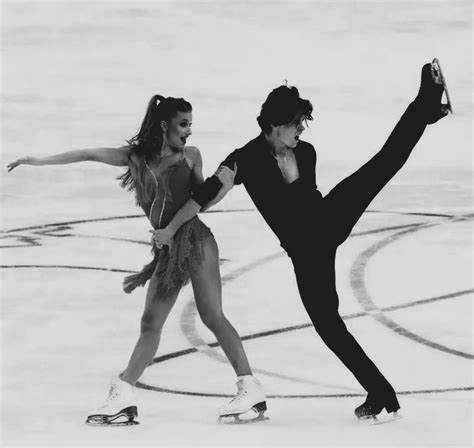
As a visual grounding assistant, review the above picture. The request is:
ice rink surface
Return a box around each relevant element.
[1,1,473,447]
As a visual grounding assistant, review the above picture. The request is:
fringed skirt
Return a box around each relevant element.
[123,216,213,297]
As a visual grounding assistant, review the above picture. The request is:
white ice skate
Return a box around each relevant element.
[86,377,139,426]
[218,375,268,424]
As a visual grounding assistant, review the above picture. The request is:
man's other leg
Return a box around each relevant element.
[291,247,397,399]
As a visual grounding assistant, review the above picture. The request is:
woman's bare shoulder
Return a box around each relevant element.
[125,146,141,165]
[184,146,202,166]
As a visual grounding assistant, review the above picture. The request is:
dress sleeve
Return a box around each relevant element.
[191,150,241,207]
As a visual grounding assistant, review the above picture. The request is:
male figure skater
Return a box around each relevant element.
[152,60,451,420]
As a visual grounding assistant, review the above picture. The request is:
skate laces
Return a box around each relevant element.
[98,382,127,410]
[227,377,252,405]
[99,384,120,406]
[228,376,263,405]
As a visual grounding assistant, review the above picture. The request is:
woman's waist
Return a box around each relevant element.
[149,197,190,229]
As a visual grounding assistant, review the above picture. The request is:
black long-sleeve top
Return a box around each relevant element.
[192,133,323,253]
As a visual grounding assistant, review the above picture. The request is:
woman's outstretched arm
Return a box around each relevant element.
[7,146,131,172]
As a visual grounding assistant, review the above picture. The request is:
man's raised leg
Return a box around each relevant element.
[325,60,450,246]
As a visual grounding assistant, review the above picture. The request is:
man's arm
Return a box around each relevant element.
[150,181,231,248]
[200,164,236,211]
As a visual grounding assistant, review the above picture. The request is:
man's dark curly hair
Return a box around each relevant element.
[257,85,313,134]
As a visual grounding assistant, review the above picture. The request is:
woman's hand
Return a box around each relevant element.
[7,157,39,172]
[214,163,237,190]
[150,227,174,249]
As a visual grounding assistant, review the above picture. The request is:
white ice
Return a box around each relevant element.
[1,1,473,447]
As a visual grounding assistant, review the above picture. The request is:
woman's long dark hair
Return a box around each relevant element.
[128,94,192,159]
[118,94,192,204]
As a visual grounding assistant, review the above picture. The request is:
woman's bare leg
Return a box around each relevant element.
[121,274,180,385]
[190,236,252,376]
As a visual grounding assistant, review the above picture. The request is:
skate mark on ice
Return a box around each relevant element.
[137,214,472,397]
[135,286,473,397]
[5,261,470,368]
[0,265,136,274]
[0,234,42,248]
[0,208,448,250]
[176,217,435,394]
[0,209,256,235]
[0,208,456,236]
[181,293,358,393]
[2,210,471,396]
[135,375,473,398]
[351,214,474,360]
[179,252,360,393]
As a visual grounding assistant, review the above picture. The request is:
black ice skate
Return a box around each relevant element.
[86,378,139,426]
[218,375,269,424]
[431,58,452,114]
[414,58,452,124]
[355,392,401,425]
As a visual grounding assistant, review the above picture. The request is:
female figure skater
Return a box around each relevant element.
[151,60,451,422]
[7,95,266,425]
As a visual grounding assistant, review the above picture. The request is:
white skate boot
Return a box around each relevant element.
[86,377,139,426]
[218,375,268,424]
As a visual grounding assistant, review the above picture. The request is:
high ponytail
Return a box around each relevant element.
[128,94,192,158]
[118,94,192,204]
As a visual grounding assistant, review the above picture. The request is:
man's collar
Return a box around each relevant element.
[256,132,276,156]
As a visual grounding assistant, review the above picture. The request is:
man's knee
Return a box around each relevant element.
[311,312,348,339]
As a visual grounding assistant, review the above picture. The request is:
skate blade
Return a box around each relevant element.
[86,419,140,427]
[431,58,453,113]
[358,411,402,426]
[218,412,269,425]
[86,406,139,427]
[218,405,269,425]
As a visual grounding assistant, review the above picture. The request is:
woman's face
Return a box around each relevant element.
[275,116,306,148]
[164,111,193,149]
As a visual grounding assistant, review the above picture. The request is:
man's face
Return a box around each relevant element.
[274,116,306,148]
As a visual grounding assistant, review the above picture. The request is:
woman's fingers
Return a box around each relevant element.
[149,229,172,249]
[7,157,32,172]
[7,162,18,172]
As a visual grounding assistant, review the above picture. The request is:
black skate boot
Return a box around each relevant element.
[413,58,452,124]
[355,391,400,423]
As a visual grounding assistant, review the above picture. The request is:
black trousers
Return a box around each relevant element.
[290,102,428,396]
